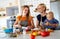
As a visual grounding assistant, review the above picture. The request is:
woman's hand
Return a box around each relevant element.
[13,25,22,28]
[27,26,31,29]
[13,25,18,28]
[27,26,34,30]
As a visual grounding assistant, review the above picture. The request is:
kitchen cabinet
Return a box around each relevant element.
[6,6,19,16]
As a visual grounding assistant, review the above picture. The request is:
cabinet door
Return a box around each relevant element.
[6,7,18,16]
[6,8,14,16]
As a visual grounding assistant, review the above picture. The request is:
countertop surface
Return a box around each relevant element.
[0,16,60,39]
[0,30,60,39]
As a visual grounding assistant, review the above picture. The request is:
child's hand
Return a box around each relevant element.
[46,22,53,27]
[45,22,49,26]
[48,23,52,26]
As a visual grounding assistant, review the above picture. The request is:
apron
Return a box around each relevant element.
[18,16,29,27]
[16,20,28,32]
[16,16,29,32]
[20,20,28,27]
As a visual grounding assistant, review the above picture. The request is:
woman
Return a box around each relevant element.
[14,5,34,31]
[35,3,47,28]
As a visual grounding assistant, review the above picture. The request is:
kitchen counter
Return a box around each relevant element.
[0,30,60,39]
[0,16,60,39]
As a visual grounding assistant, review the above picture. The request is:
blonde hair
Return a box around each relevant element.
[34,3,47,12]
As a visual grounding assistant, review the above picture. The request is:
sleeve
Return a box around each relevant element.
[42,19,47,26]
[37,15,41,22]
[30,16,34,19]
[16,16,21,21]
[29,16,34,21]
[53,19,59,24]
[37,15,39,21]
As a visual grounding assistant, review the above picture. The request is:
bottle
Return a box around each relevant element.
[9,21,12,29]
[23,29,26,35]
[13,27,16,33]
[45,28,48,31]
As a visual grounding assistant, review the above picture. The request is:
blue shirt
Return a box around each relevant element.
[43,18,59,29]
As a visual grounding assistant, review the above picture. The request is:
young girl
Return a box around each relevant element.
[43,11,59,30]
[14,5,34,31]
[35,3,47,28]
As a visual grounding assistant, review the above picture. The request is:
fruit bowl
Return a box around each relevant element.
[31,28,39,32]
[4,28,13,33]
[40,31,50,37]
[48,29,54,32]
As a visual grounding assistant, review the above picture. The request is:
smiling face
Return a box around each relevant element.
[21,5,30,19]
[47,12,54,20]
[23,7,29,15]
[37,4,46,13]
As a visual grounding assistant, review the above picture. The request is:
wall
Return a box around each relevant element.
[19,0,50,16]
[0,0,16,7]
[0,0,19,16]
[50,1,60,25]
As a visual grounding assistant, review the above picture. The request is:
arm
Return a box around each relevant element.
[27,17,35,29]
[14,16,20,25]
[44,22,58,27]
[14,19,18,25]
[48,19,59,27]
[48,23,58,27]
[43,19,49,26]
[36,15,45,28]
[30,18,35,29]
[36,19,44,29]
[13,17,22,28]
[36,19,39,28]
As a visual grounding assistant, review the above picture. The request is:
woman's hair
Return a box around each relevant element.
[34,3,47,12]
[21,5,30,19]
